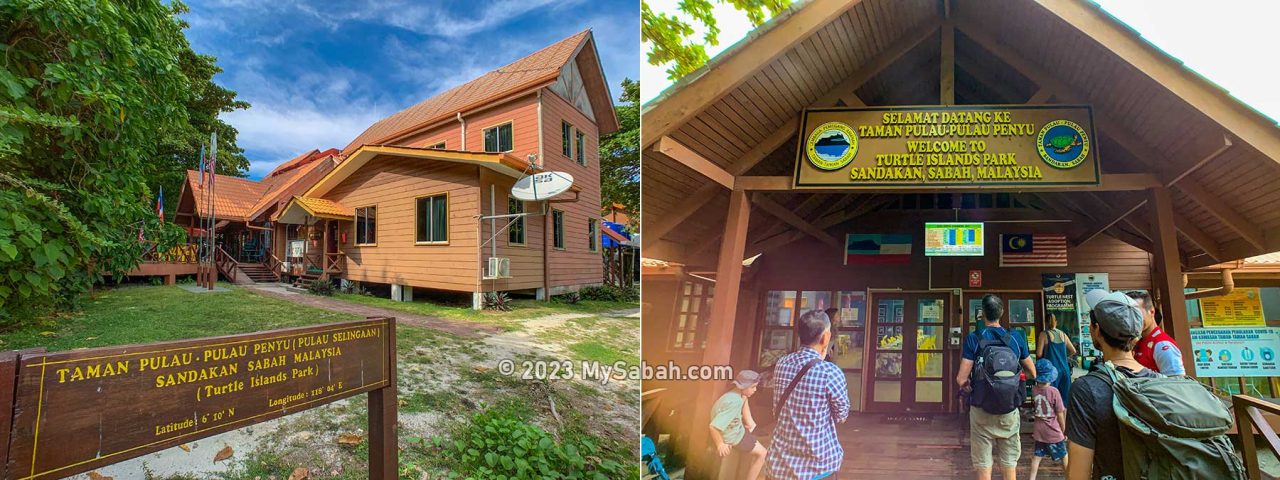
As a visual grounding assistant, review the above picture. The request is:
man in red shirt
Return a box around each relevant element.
[1125,291,1185,376]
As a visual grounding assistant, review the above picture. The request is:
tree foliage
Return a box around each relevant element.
[599,78,639,230]
[0,0,248,322]
[642,0,791,81]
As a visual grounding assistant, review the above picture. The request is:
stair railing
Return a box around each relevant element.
[1233,394,1280,479]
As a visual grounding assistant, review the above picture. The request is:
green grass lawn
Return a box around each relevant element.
[0,284,360,351]
[332,292,636,330]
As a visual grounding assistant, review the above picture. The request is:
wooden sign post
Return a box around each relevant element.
[0,317,397,479]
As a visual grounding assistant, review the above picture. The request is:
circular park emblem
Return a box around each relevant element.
[1036,119,1090,169]
[806,122,858,170]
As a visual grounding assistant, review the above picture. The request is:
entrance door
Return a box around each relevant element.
[867,292,948,413]
[963,291,1044,358]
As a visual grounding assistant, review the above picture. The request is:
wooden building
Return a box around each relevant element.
[639,0,1280,476]
[175,30,618,306]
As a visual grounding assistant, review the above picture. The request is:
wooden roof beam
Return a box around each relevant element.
[941,21,955,105]
[725,18,943,176]
[642,0,868,148]
[750,193,841,248]
[1176,179,1266,251]
[1035,0,1280,166]
[651,136,735,190]
[957,21,1263,254]
[735,173,1160,193]
[644,184,722,241]
[1072,199,1147,247]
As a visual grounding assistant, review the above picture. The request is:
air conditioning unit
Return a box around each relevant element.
[485,257,511,279]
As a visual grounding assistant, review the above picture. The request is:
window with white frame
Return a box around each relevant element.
[355,206,377,245]
[483,122,513,152]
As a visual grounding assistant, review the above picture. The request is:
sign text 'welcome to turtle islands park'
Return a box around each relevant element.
[793,105,1101,189]
[2,318,395,480]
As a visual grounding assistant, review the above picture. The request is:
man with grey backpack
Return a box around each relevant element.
[1066,289,1245,480]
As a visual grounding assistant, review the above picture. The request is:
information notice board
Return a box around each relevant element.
[5,318,394,479]
[1191,327,1280,377]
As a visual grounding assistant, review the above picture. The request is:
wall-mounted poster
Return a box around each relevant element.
[288,240,305,258]
[1191,327,1280,377]
[1200,287,1266,327]
[1042,273,1079,349]
[1076,273,1109,358]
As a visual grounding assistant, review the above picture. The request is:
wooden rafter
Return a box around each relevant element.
[644,184,721,241]
[940,21,955,105]
[750,193,840,247]
[1036,0,1280,167]
[734,173,1160,192]
[651,136,735,189]
[642,0,868,148]
[958,21,1263,255]
[723,18,943,176]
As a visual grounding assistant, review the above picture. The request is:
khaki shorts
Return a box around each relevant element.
[969,408,1021,469]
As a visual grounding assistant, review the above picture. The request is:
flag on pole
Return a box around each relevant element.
[999,234,1068,267]
[198,143,206,186]
[138,223,145,242]
[209,131,217,187]
[156,186,165,222]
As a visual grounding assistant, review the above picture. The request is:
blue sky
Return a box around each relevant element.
[640,1,1280,126]
[183,0,640,179]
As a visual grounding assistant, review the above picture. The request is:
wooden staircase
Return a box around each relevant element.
[238,262,279,283]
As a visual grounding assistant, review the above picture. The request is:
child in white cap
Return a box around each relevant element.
[710,369,766,479]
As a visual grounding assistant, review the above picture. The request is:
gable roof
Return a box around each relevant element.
[641,0,1280,268]
[183,170,271,222]
[341,29,617,155]
[306,145,544,198]
[181,149,338,223]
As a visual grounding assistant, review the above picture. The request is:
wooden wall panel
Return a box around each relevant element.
[479,168,547,292]
[540,89,604,290]
[324,157,480,292]
[749,210,1153,294]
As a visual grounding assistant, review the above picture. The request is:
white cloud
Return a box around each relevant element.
[223,103,387,161]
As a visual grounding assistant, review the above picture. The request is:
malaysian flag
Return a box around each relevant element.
[1000,234,1068,267]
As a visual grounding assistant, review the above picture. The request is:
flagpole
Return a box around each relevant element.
[208,131,218,290]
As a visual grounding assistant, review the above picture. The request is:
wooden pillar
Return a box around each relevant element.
[686,189,751,478]
[368,318,398,478]
[321,219,331,280]
[940,21,955,105]
[1149,186,1195,376]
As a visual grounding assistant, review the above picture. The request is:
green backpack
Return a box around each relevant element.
[1089,362,1245,480]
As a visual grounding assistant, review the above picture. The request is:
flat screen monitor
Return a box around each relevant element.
[924,222,984,256]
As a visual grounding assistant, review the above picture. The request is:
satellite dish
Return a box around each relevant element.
[512,171,573,201]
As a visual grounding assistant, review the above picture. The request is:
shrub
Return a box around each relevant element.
[577,285,638,302]
[484,292,513,311]
[305,279,334,296]
[437,405,626,479]
[554,291,582,305]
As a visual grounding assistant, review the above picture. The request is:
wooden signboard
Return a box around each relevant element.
[794,105,1100,188]
[1,317,397,480]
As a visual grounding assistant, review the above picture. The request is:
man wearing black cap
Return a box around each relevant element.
[1065,290,1158,480]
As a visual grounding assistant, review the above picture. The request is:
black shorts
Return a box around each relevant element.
[734,431,758,452]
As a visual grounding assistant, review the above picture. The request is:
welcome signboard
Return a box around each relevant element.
[794,105,1101,188]
[2,318,396,480]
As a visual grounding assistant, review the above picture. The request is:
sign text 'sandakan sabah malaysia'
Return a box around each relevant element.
[793,105,1101,188]
[6,318,392,480]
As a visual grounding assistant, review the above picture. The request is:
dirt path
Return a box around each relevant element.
[244,284,500,337]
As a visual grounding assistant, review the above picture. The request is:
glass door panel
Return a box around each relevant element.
[832,331,864,369]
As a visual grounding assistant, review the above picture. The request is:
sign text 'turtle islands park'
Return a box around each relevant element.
[3,318,394,480]
[794,105,1100,189]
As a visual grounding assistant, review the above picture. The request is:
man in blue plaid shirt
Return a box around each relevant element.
[766,310,850,479]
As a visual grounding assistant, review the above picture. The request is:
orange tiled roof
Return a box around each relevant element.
[341,30,591,155]
[292,196,353,218]
[185,170,270,222]
[264,150,319,178]
[246,149,338,218]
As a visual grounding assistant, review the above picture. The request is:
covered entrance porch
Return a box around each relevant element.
[640,0,1280,477]
[275,196,352,281]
